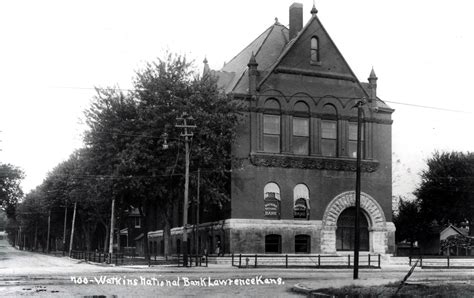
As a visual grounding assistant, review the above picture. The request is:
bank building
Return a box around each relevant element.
[149,2,395,256]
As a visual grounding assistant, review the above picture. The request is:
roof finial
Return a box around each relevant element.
[274,17,280,25]
[369,67,377,80]
[311,0,318,15]
[248,51,258,67]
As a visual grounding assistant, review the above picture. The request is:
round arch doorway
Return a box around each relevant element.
[336,207,369,251]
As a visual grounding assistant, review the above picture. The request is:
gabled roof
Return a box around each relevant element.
[215,22,289,93]
[257,12,368,98]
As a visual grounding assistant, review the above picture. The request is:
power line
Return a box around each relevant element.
[50,85,473,114]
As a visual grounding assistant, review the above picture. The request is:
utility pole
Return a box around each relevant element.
[46,210,51,253]
[195,168,201,255]
[109,198,115,259]
[176,112,196,267]
[353,99,365,280]
[62,205,68,252]
[69,201,77,257]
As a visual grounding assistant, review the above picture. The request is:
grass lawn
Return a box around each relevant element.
[313,282,474,297]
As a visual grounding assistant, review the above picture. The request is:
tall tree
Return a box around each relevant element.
[84,53,241,258]
[415,151,474,228]
[393,197,424,252]
[0,163,24,218]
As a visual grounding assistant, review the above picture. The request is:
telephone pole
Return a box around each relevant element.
[175,112,196,267]
[353,99,365,279]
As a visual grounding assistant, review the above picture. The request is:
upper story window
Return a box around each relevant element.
[348,122,365,158]
[292,101,310,155]
[263,99,281,153]
[311,37,320,63]
[294,184,310,220]
[321,104,338,157]
[264,182,281,219]
[321,120,337,157]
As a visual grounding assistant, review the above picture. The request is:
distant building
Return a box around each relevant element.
[149,2,395,255]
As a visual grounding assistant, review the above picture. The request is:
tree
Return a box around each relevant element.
[0,163,24,218]
[415,151,474,228]
[393,197,424,252]
[84,53,241,258]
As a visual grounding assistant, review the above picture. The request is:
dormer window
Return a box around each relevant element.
[311,37,320,63]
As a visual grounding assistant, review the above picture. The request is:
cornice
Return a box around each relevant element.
[249,153,379,172]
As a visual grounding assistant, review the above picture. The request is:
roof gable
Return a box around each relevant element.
[258,14,369,99]
[216,23,289,93]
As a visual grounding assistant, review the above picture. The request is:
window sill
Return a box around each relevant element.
[250,153,379,172]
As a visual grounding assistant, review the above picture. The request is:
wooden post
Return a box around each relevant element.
[68,201,77,257]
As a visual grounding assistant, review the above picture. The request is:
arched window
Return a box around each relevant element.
[336,207,369,251]
[321,104,338,157]
[264,182,281,219]
[265,234,282,253]
[293,101,310,155]
[295,234,311,253]
[311,37,319,63]
[263,99,281,153]
[293,184,310,219]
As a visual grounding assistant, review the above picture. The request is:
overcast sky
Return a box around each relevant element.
[1,0,473,199]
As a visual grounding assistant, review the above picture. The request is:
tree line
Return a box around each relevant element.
[5,54,241,258]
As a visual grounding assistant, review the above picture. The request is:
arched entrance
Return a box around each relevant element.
[321,191,392,254]
[336,207,369,251]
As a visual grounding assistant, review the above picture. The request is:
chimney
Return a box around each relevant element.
[289,3,303,40]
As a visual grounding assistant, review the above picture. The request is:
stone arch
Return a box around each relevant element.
[320,191,390,254]
[322,191,385,228]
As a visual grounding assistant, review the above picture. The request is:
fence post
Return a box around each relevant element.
[378,254,381,268]
[232,254,234,267]
[255,254,257,268]
[409,256,412,266]
[348,255,351,268]
[239,254,242,267]
[447,255,450,268]
[420,256,423,268]
[285,254,288,268]
[368,254,371,267]
[318,254,320,267]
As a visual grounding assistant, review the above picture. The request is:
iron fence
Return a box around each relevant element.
[230,253,381,269]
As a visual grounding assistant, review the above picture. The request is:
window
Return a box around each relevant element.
[263,115,280,153]
[263,99,281,153]
[293,117,309,155]
[134,217,141,228]
[295,235,311,253]
[321,120,337,156]
[348,122,364,158]
[293,184,310,219]
[265,234,282,253]
[264,183,281,219]
[311,37,319,63]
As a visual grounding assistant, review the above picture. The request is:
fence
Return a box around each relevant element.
[177,254,208,267]
[409,255,474,269]
[70,250,124,265]
[231,254,381,269]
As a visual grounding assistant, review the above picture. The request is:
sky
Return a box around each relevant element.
[0,0,473,199]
